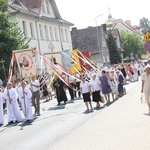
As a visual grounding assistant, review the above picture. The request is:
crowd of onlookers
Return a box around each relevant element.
[0,60,147,125]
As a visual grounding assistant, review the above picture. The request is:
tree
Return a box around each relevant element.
[120,31,146,60]
[0,0,29,81]
[106,32,121,64]
[140,17,150,34]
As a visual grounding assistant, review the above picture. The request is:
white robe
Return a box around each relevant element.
[4,88,22,122]
[19,87,33,120]
[0,92,4,124]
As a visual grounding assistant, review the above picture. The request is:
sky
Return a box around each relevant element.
[55,0,150,29]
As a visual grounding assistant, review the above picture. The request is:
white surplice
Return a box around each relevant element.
[19,87,33,120]
[4,88,22,122]
[0,92,4,124]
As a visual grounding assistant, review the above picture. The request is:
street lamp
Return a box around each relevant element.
[95,14,104,65]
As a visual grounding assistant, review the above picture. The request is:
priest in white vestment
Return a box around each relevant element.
[4,82,22,124]
[0,88,4,125]
[19,81,33,122]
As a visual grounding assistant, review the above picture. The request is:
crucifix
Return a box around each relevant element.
[0,59,7,83]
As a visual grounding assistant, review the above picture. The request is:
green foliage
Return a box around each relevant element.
[140,17,150,34]
[0,0,29,81]
[120,31,146,60]
[106,32,122,64]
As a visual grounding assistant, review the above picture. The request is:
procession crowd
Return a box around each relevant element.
[0,60,147,126]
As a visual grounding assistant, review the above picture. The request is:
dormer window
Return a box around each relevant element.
[42,1,45,13]
[46,0,50,14]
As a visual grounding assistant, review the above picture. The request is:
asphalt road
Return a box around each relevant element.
[0,80,141,150]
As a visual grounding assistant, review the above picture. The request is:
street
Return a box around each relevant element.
[0,80,146,150]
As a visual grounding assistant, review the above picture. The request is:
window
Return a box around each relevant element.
[30,22,35,38]
[54,27,58,41]
[65,29,69,42]
[42,1,45,13]
[44,25,49,40]
[49,26,54,40]
[46,0,50,14]
[61,28,65,41]
[39,24,44,39]
[103,42,106,48]
[22,21,27,37]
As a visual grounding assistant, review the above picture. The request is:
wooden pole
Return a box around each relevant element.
[0,59,7,83]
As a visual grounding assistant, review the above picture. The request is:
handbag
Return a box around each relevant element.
[100,95,105,103]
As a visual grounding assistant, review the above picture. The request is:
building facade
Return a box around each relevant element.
[71,26,110,66]
[9,0,73,54]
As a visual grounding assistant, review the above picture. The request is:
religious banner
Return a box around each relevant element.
[79,51,91,71]
[70,49,82,74]
[60,50,71,70]
[44,52,62,74]
[13,49,36,78]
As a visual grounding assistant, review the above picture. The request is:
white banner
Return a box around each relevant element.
[44,52,62,75]
[13,49,36,78]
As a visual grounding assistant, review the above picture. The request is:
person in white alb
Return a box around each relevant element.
[80,75,92,112]
[89,73,101,108]
[4,82,22,124]
[30,75,40,116]
[0,88,4,125]
[19,81,33,123]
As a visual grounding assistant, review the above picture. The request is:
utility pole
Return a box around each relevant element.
[0,59,7,83]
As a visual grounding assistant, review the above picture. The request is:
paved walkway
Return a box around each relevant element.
[49,81,150,150]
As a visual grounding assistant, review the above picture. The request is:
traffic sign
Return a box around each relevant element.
[144,40,150,52]
[143,32,150,42]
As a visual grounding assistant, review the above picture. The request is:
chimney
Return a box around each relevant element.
[71,27,78,36]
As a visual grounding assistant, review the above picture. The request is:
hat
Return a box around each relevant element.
[145,64,150,70]
[92,73,96,77]
[7,82,12,85]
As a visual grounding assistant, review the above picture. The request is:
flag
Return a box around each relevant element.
[61,50,71,70]
[13,49,36,78]
[70,49,82,74]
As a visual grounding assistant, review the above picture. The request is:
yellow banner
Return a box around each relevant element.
[70,49,82,74]
[13,49,36,78]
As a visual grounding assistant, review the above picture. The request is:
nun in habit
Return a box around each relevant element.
[4,82,22,124]
[0,88,4,125]
[18,81,33,122]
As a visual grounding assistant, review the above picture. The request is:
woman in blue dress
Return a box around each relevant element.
[116,70,124,97]
[99,70,112,103]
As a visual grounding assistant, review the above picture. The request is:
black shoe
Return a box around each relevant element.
[8,121,14,125]
[36,113,40,116]
[26,120,30,123]
[57,103,60,106]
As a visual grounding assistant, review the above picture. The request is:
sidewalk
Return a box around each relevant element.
[49,81,150,150]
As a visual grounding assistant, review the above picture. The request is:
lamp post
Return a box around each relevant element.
[95,14,104,65]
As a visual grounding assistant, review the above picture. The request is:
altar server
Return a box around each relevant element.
[19,81,33,123]
[4,82,22,124]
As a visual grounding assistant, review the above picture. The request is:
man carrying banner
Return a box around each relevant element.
[19,81,33,123]
[30,75,40,116]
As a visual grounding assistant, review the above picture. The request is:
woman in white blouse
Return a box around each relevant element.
[141,64,150,113]
[90,73,101,108]
[80,75,92,112]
